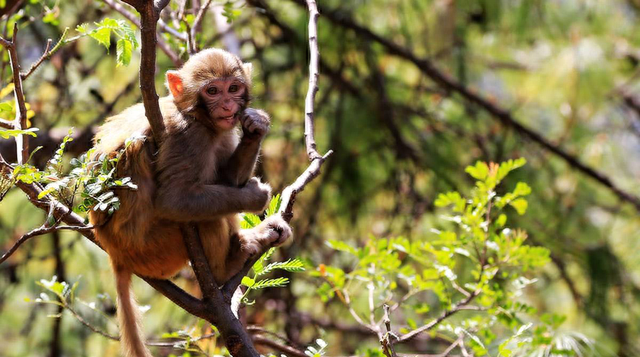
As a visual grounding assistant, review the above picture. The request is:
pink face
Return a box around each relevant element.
[200,78,247,131]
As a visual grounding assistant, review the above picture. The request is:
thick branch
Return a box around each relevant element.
[293,0,640,213]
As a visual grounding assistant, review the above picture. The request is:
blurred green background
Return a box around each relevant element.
[0,0,639,356]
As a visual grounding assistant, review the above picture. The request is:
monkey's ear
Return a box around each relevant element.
[243,63,253,77]
[166,70,184,98]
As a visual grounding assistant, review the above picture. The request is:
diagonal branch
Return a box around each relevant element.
[291,0,640,213]
[0,224,93,264]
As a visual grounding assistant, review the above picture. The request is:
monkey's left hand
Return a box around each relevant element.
[240,108,270,141]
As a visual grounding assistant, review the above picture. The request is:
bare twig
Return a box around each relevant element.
[0,23,30,164]
[190,0,213,53]
[252,335,308,357]
[397,290,480,343]
[22,40,52,80]
[303,0,320,161]
[158,18,188,41]
[0,224,93,264]
[0,119,13,129]
[380,304,398,357]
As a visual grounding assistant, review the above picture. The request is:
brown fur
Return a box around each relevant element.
[89,49,291,357]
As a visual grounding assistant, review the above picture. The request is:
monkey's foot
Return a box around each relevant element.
[241,215,292,257]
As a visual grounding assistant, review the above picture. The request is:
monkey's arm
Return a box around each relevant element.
[221,108,270,186]
[221,139,261,186]
[155,178,271,221]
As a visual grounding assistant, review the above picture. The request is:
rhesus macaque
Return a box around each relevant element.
[89,49,292,357]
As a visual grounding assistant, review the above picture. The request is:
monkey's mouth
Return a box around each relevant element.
[218,115,237,125]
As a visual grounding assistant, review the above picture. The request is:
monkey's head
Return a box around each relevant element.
[166,48,253,131]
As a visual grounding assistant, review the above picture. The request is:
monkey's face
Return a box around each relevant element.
[200,78,248,131]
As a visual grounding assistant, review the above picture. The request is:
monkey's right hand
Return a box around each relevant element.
[242,177,272,212]
[240,108,270,142]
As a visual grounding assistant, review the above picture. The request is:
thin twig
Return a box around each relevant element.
[0,119,13,129]
[0,224,93,264]
[380,304,398,357]
[190,0,213,53]
[397,290,480,343]
[252,335,308,357]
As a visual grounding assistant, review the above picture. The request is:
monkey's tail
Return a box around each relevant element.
[114,266,153,357]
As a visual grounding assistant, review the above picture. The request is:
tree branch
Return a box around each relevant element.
[190,0,213,53]
[0,23,30,164]
[0,224,93,264]
[277,0,332,222]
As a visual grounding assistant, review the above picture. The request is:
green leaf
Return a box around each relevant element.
[241,276,255,288]
[465,161,489,180]
[257,259,305,276]
[252,277,289,289]
[76,23,89,33]
[90,27,111,50]
[241,213,261,228]
[509,198,528,215]
[266,193,281,217]
[326,239,358,255]
[116,38,132,66]
[0,127,38,139]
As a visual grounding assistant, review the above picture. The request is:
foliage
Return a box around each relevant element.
[313,160,594,356]
[10,130,139,215]
[76,18,139,67]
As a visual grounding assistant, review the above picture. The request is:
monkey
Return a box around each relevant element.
[88,49,292,357]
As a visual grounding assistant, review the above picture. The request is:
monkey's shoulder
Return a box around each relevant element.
[93,97,182,155]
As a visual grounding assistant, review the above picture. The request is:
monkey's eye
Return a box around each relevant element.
[229,84,239,93]
[207,87,218,95]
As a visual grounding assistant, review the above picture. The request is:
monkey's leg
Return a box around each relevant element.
[224,215,292,279]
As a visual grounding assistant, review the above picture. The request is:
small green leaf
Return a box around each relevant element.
[465,161,489,180]
[266,193,281,217]
[0,127,39,139]
[241,276,255,287]
[90,27,111,49]
[509,198,528,215]
[76,23,89,33]
[252,277,289,289]
[241,213,261,228]
[116,38,132,66]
